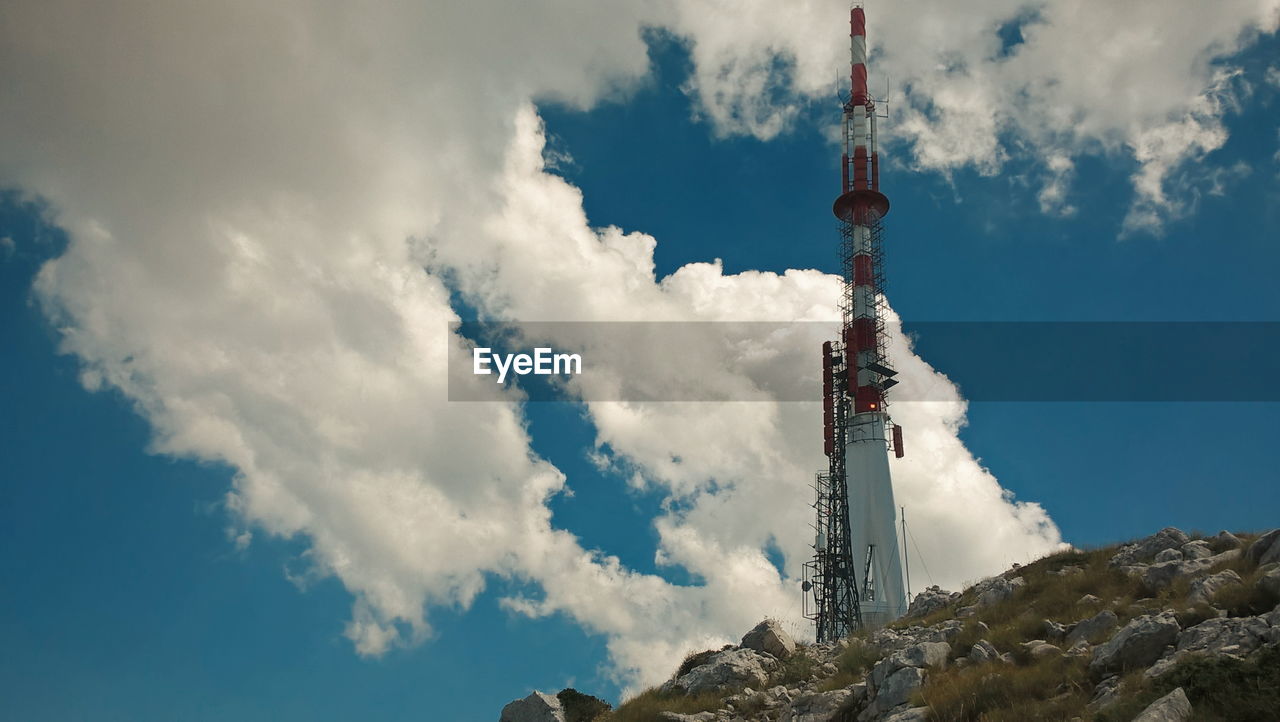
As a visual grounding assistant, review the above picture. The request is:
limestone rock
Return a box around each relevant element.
[1090,612,1180,676]
[742,619,797,660]
[897,641,950,670]
[882,706,928,722]
[1024,640,1063,659]
[1066,639,1091,658]
[657,713,716,722]
[1210,530,1242,551]
[500,691,567,722]
[1180,540,1212,560]
[862,666,925,721]
[1078,594,1102,606]
[1132,687,1192,722]
[1176,616,1269,657]
[1187,570,1243,606]
[780,689,852,722]
[1088,676,1123,710]
[663,648,778,695]
[1144,653,1181,680]
[968,640,998,663]
[1111,528,1191,567]
[938,620,966,643]
[1245,528,1280,565]
[1142,559,1209,590]
[904,585,958,619]
[1043,619,1068,640]
[1154,548,1184,563]
[1140,549,1237,591]
[973,576,1025,608]
[1265,602,1280,627]
[1258,563,1280,600]
[1066,610,1119,646]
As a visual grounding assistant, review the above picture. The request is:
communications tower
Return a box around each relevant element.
[803,5,908,640]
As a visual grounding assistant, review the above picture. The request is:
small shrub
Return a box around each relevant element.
[674,648,720,679]
[558,688,611,722]
[817,639,882,691]
[777,651,819,686]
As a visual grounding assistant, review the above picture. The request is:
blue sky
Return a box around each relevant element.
[3,4,1280,721]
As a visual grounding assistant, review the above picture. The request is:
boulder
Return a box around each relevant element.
[1025,641,1063,659]
[663,648,778,695]
[1111,528,1191,567]
[1088,675,1123,710]
[1090,612,1181,676]
[1186,570,1243,606]
[780,689,852,722]
[1132,687,1192,722]
[1140,549,1237,591]
[1180,540,1212,560]
[869,625,955,654]
[742,619,797,660]
[974,576,1025,608]
[1154,548,1184,563]
[1176,616,1270,657]
[922,619,964,645]
[1210,530,1242,551]
[1043,620,1068,640]
[1066,610,1119,646]
[898,641,950,670]
[861,666,925,721]
[657,713,716,722]
[500,691,567,722]
[1066,639,1092,658]
[869,642,949,690]
[1078,594,1102,605]
[882,707,929,722]
[968,640,998,663]
[1245,528,1280,565]
[1263,541,1280,567]
[904,585,958,619]
[1264,602,1280,625]
[1258,563,1280,600]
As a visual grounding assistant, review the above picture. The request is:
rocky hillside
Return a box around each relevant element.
[498,527,1280,722]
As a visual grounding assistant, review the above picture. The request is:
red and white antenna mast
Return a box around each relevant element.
[805,5,907,641]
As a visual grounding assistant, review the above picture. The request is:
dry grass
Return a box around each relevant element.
[1095,646,1280,722]
[776,647,820,687]
[816,638,882,692]
[602,688,725,722]
[915,655,1091,721]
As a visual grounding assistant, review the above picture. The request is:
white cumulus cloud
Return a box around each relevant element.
[2,0,1273,694]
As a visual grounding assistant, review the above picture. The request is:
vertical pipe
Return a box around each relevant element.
[901,506,911,601]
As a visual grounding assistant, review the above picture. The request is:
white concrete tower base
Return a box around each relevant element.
[845,411,907,629]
